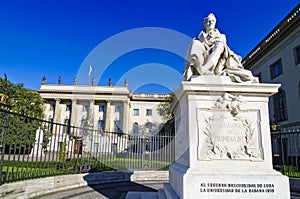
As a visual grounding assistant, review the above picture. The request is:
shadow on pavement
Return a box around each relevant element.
[81,172,161,199]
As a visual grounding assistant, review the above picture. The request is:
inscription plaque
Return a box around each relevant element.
[200,182,275,194]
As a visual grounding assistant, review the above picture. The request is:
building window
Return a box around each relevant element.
[273,89,288,122]
[49,104,54,111]
[63,118,70,134]
[66,104,72,111]
[81,119,88,134]
[48,115,53,121]
[294,45,300,65]
[146,109,152,116]
[81,119,88,127]
[133,109,139,116]
[115,105,121,113]
[114,120,121,133]
[64,118,69,125]
[99,105,105,112]
[270,59,283,79]
[82,104,89,112]
[98,120,105,132]
[81,119,87,127]
[133,122,139,135]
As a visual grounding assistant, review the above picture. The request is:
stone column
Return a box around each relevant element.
[70,99,77,126]
[53,98,61,123]
[104,101,111,132]
[122,100,129,134]
[89,99,95,128]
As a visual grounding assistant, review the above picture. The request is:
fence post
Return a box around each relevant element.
[0,112,10,184]
[279,132,285,175]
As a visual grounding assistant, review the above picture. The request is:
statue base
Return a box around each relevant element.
[163,163,289,199]
[160,76,289,199]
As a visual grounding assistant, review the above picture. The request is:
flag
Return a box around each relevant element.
[88,64,92,76]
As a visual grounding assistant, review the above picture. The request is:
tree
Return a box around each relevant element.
[157,92,176,136]
[0,77,47,153]
[157,92,175,121]
[158,117,175,136]
[0,77,45,117]
[138,122,162,136]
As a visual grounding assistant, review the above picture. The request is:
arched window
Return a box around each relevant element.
[48,115,53,121]
[80,118,88,134]
[114,120,121,133]
[273,89,288,122]
[133,122,139,135]
[81,119,88,128]
[98,120,105,133]
[63,118,70,134]
[64,118,69,125]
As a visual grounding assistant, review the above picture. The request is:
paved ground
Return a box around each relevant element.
[36,181,164,199]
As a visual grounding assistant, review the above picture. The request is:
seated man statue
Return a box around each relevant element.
[184,13,258,83]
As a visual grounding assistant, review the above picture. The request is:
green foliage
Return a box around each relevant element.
[274,164,300,178]
[138,122,162,135]
[58,138,67,162]
[1,155,173,183]
[157,92,175,121]
[0,77,45,117]
[156,92,175,136]
[0,77,48,152]
[1,159,80,183]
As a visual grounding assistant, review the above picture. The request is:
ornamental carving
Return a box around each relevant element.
[198,93,262,161]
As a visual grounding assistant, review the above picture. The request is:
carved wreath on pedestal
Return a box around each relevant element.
[201,93,260,160]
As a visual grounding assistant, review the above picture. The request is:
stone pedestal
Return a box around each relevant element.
[162,76,289,199]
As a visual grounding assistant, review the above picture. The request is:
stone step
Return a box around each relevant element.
[125,191,159,199]
[158,189,167,199]
[161,183,179,199]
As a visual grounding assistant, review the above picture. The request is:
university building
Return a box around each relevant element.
[243,4,300,133]
[38,79,168,136]
[38,79,169,155]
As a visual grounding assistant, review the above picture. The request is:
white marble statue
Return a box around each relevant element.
[184,13,258,83]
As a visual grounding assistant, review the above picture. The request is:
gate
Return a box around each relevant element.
[271,130,300,178]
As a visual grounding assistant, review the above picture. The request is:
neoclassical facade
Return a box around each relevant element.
[38,82,169,136]
[243,4,300,132]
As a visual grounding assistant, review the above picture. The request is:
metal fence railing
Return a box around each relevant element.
[6,102,300,184]
[271,129,300,178]
[0,108,175,184]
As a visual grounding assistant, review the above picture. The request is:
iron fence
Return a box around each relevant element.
[0,108,175,184]
[271,129,300,178]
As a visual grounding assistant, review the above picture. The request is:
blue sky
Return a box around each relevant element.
[0,0,298,93]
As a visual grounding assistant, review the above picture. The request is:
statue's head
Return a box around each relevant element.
[203,13,216,31]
